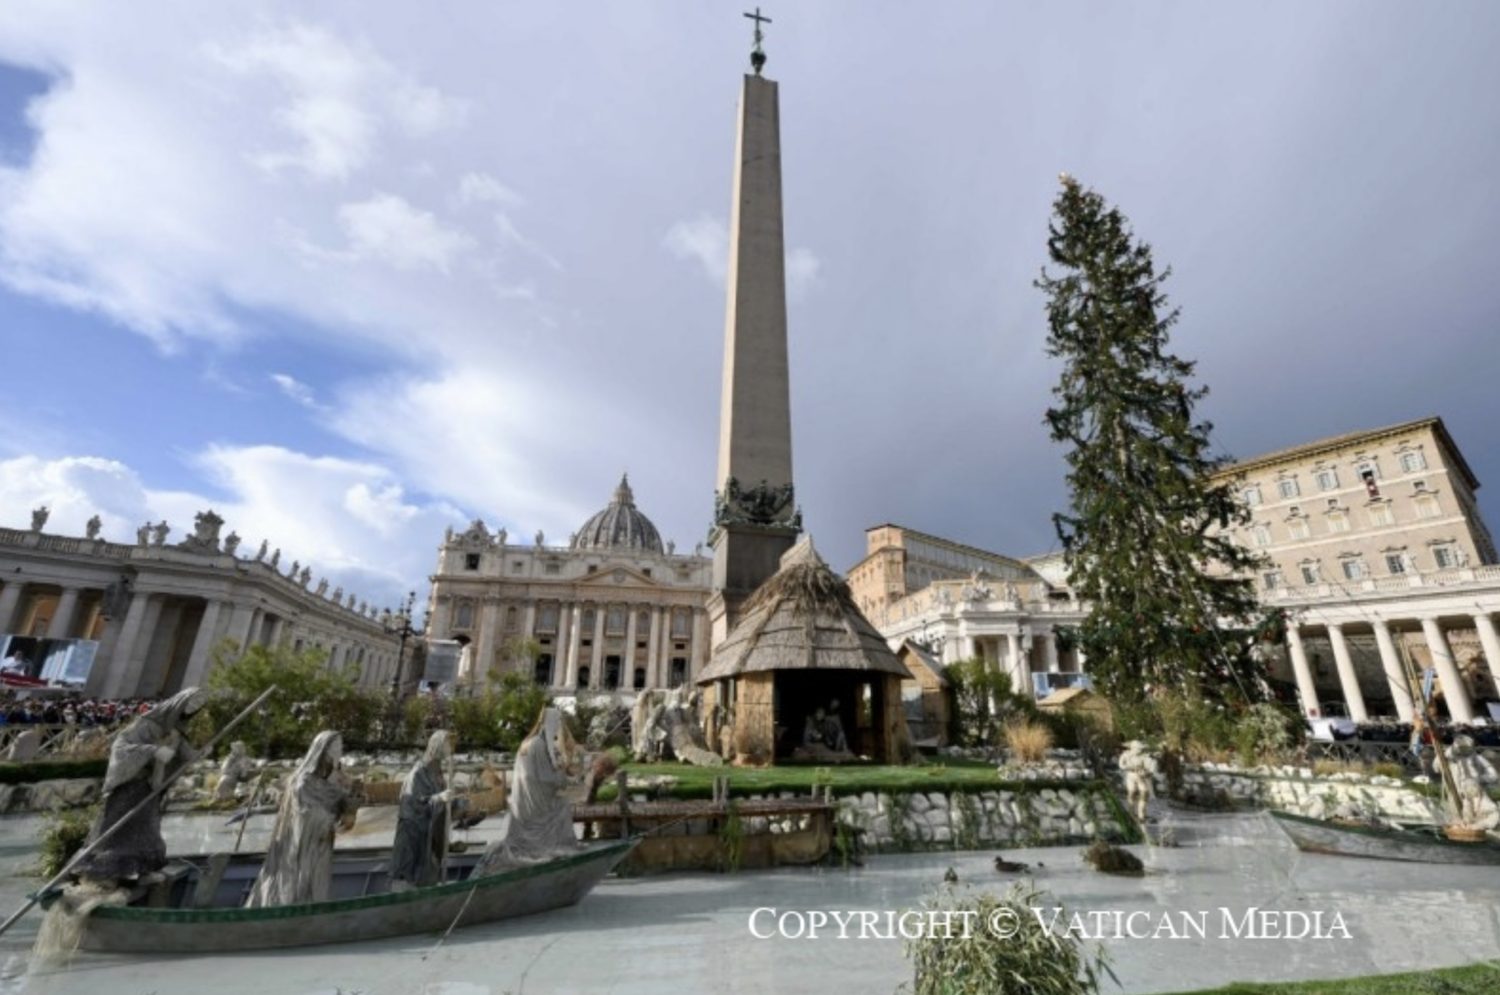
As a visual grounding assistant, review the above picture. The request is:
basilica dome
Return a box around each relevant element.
[571,475,664,554]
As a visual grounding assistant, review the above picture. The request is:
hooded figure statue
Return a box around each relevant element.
[390,731,465,890]
[1447,735,1500,831]
[246,731,354,907]
[474,708,580,876]
[75,688,208,882]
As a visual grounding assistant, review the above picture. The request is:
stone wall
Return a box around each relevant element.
[835,783,1130,852]
[1167,763,1441,822]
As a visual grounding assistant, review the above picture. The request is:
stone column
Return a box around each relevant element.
[552,603,572,689]
[1324,623,1368,723]
[1042,631,1060,673]
[1006,632,1028,697]
[647,608,664,687]
[960,635,976,661]
[688,608,705,684]
[563,604,583,689]
[181,599,225,689]
[46,587,82,639]
[624,608,639,687]
[1370,620,1414,721]
[102,593,155,698]
[1285,625,1321,718]
[1473,613,1500,701]
[1420,617,1474,723]
[225,604,256,652]
[0,582,25,634]
[589,607,606,689]
[473,599,500,686]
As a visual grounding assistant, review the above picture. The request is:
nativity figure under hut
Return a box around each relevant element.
[473,707,582,876]
[390,731,466,890]
[74,688,208,884]
[246,730,356,907]
[1446,735,1500,832]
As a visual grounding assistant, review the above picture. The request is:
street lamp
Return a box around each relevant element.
[383,590,419,704]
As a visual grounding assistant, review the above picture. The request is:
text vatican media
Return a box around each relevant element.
[747,907,1352,942]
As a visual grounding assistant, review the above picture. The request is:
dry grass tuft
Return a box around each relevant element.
[1003,720,1054,764]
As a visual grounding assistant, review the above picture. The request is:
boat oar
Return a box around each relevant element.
[0,684,278,939]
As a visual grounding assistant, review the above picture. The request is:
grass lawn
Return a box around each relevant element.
[599,758,1083,802]
[1164,960,1500,993]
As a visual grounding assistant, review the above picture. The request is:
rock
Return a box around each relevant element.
[909,793,931,814]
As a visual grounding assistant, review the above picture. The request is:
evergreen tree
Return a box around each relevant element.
[1037,175,1279,710]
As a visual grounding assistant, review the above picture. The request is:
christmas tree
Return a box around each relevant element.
[1037,175,1278,710]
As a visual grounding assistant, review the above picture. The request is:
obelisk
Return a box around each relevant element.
[707,16,801,648]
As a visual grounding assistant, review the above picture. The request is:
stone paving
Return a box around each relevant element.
[0,809,1496,994]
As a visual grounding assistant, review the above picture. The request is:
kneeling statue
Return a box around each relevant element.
[474,708,581,875]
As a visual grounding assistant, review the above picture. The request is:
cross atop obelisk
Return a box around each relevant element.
[744,7,771,75]
[707,18,801,647]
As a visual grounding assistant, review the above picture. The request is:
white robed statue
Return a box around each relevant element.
[1447,735,1500,831]
[474,708,581,876]
[390,731,465,890]
[1118,740,1157,825]
[246,731,354,907]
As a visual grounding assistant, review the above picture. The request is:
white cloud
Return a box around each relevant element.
[0,448,466,615]
[457,172,522,208]
[270,372,319,408]
[664,215,820,297]
[338,193,473,273]
[663,215,728,284]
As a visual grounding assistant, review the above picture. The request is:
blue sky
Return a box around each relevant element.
[1,1,1498,615]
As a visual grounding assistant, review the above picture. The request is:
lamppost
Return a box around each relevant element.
[383,590,419,704]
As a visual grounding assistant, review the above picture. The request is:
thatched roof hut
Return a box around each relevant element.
[699,539,914,764]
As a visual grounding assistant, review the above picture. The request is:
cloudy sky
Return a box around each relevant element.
[1,1,1497,615]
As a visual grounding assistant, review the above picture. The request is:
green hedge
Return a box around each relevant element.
[0,759,108,785]
[1162,960,1500,994]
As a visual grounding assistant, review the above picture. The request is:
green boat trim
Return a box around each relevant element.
[1268,810,1496,850]
[86,839,637,925]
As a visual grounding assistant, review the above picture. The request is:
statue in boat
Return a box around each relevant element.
[75,689,208,883]
[246,731,355,907]
[390,731,466,890]
[474,707,582,875]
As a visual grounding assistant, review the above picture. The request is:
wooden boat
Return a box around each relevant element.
[39,838,636,953]
[1269,810,1500,866]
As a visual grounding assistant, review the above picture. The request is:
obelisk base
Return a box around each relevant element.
[706,524,798,647]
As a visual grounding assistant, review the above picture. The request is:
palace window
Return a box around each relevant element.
[512,560,525,573]
[536,603,559,634]
[1340,558,1368,581]
[633,667,647,690]
[464,553,481,571]
[534,654,553,686]
[1242,485,1263,507]
[581,608,596,632]
[577,665,590,689]
[1326,511,1350,534]
[1433,543,1460,569]
[638,609,651,634]
[1277,478,1300,499]
[1250,524,1272,547]
[505,606,519,631]
[1358,465,1380,498]
[1316,468,1339,491]
[1262,570,1283,590]
[671,608,691,639]
[669,658,688,687]
[1400,450,1427,473]
[453,601,474,629]
[1299,563,1320,585]
[603,656,622,690]
[1287,518,1311,541]
[1368,503,1395,527]
[544,561,560,575]
[1384,553,1408,575]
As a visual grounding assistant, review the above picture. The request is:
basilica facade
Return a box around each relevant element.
[425,476,712,695]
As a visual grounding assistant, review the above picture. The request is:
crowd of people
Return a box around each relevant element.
[0,693,156,728]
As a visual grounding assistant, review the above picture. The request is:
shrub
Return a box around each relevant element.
[566,692,613,747]
[903,884,1111,995]
[1232,701,1299,765]
[191,641,387,759]
[39,805,97,878]
[0,759,108,785]
[1003,720,1054,764]
[947,660,1037,750]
